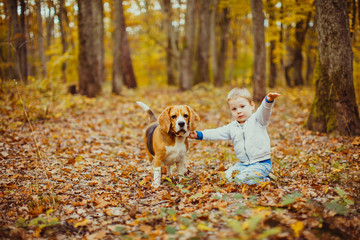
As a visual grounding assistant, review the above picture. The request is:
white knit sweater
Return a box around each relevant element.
[198,98,274,165]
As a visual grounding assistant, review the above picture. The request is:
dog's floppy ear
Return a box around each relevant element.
[158,106,171,133]
[186,106,200,131]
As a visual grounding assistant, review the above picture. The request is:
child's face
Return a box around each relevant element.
[228,97,255,124]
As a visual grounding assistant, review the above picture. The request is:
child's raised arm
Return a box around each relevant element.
[266,93,280,102]
[255,92,280,126]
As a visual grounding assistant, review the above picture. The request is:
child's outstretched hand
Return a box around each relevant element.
[267,93,280,102]
[188,131,198,139]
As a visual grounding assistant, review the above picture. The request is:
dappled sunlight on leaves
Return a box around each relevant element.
[1,84,359,239]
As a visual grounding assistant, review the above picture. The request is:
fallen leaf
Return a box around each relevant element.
[139,224,152,234]
[197,222,215,231]
[87,230,106,240]
[351,136,360,146]
[291,221,304,237]
[1,151,9,158]
[74,218,90,228]
[66,158,76,165]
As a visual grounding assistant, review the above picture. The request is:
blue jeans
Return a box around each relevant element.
[225,159,272,185]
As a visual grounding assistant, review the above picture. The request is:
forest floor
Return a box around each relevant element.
[1,81,360,240]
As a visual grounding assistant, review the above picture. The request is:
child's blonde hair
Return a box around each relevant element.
[227,88,253,104]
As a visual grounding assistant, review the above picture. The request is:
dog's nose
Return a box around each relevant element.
[178,121,185,128]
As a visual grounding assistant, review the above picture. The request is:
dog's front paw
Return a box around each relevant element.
[153,167,161,189]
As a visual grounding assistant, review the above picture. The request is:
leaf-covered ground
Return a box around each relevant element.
[1,82,360,239]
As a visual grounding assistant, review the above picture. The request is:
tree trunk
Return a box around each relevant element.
[93,0,105,84]
[210,0,219,85]
[8,0,28,82]
[305,52,314,86]
[117,0,137,89]
[293,13,311,86]
[269,40,276,88]
[194,0,211,85]
[35,0,47,78]
[306,0,360,136]
[250,0,266,102]
[229,20,239,86]
[19,0,28,82]
[291,46,303,86]
[180,0,196,90]
[112,0,123,95]
[267,0,276,88]
[45,1,54,49]
[5,0,17,80]
[26,12,33,77]
[305,26,316,86]
[279,0,286,87]
[285,12,311,87]
[77,0,103,97]
[58,0,68,82]
[284,33,293,88]
[215,6,230,87]
[214,6,230,87]
[160,0,178,86]
[62,0,74,49]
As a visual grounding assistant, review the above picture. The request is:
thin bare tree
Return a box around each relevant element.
[8,0,28,82]
[180,0,196,90]
[35,0,47,78]
[115,0,137,89]
[250,0,266,101]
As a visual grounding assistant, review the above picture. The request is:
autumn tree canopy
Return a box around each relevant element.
[1,0,359,88]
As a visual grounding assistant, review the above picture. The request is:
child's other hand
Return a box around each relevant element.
[188,131,198,139]
[267,93,280,102]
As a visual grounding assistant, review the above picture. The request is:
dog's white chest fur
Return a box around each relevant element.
[164,137,186,165]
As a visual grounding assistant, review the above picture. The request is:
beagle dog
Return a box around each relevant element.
[136,101,200,188]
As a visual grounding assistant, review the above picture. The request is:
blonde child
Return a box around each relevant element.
[189,88,280,184]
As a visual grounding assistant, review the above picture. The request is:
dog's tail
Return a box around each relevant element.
[136,101,157,122]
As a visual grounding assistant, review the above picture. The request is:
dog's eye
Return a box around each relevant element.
[171,115,177,119]
[183,114,188,118]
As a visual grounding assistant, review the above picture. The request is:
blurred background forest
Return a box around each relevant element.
[1,0,359,89]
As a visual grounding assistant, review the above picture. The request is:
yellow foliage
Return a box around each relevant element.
[290,221,304,237]
[74,219,91,228]
[197,222,215,231]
